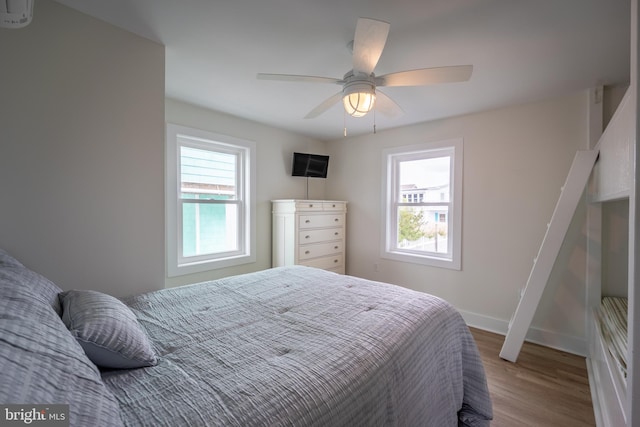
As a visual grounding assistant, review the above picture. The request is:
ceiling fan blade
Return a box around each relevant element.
[376,65,473,87]
[257,73,342,85]
[352,18,390,75]
[305,92,343,119]
[375,90,404,118]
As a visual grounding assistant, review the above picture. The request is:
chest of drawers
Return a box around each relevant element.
[272,200,347,274]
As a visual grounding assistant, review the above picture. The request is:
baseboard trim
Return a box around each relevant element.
[459,309,587,357]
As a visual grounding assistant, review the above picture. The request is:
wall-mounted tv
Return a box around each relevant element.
[291,152,329,178]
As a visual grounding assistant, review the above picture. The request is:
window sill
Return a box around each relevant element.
[167,253,256,277]
[381,250,460,271]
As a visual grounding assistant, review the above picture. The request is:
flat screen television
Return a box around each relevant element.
[291,152,329,178]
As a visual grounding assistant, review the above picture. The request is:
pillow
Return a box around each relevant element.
[60,290,158,369]
[0,249,63,316]
[0,248,24,268]
[0,268,124,426]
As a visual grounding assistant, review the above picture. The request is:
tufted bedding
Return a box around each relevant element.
[0,248,492,426]
[105,266,492,426]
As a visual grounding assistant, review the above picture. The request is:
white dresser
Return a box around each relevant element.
[272,200,347,274]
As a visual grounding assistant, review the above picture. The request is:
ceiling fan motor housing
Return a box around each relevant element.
[342,71,376,94]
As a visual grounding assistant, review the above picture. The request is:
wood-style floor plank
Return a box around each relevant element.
[470,328,595,427]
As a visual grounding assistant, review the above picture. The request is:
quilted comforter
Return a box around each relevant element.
[102,266,493,426]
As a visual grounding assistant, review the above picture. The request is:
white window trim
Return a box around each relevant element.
[166,123,256,277]
[381,138,463,270]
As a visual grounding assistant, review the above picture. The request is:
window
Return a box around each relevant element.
[166,124,256,276]
[381,139,462,270]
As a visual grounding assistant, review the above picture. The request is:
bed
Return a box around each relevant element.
[0,249,492,426]
[596,296,628,383]
[589,295,628,426]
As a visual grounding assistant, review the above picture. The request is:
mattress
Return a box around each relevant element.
[597,296,628,380]
[102,266,492,426]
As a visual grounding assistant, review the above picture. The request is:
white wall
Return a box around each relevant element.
[326,91,590,354]
[0,0,165,298]
[165,98,326,287]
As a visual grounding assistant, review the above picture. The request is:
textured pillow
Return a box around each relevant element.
[0,248,25,268]
[0,249,63,315]
[60,290,158,369]
[0,262,124,426]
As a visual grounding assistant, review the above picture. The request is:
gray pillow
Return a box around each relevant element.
[0,249,63,315]
[0,248,24,268]
[0,262,124,426]
[60,290,158,369]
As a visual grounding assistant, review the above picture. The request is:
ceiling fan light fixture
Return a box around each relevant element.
[342,81,376,118]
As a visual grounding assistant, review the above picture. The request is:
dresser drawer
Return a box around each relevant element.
[298,241,343,260]
[322,201,346,211]
[299,254,343,270]
[295,201,346,212]
[295,201,323,211]
[298,228,343,244]
[299,214,344,229]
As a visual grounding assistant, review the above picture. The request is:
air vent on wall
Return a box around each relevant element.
[0,0,34,29]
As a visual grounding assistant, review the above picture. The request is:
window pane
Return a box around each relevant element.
[397,205,449,255]
[180,146,236,200]
[399,156,450,203]
[182,202,238,257]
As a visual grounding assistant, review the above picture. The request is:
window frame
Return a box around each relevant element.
[166,123,256,277]
[381,139,463,270]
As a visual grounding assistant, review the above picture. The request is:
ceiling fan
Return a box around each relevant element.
[257,17,473,120]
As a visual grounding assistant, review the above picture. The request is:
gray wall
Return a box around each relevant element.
[0,0,165,297]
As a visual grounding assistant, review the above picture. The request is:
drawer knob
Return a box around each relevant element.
[334,246,339,249]
[334,232,339,236]
[334,259,338,263]
[334,218,339,222]
[305,219,311,223]
[309,204,314,207]
[305,235,310,239]
[305,250,310,254]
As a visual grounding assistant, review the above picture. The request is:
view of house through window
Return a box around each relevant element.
[398,156,451,255]
[180,146,238,258]
[382,139,462,270]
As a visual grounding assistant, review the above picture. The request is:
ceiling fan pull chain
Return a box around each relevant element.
[373,108,377,134]
[344,110,348,137]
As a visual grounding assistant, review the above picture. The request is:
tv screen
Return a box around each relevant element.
[292,152,329,178]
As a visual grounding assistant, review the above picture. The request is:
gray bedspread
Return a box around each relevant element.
[103,266,492,426]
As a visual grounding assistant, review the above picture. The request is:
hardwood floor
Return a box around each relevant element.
[470,328,595,427]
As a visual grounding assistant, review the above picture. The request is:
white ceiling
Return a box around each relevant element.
[53,0,630,141]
